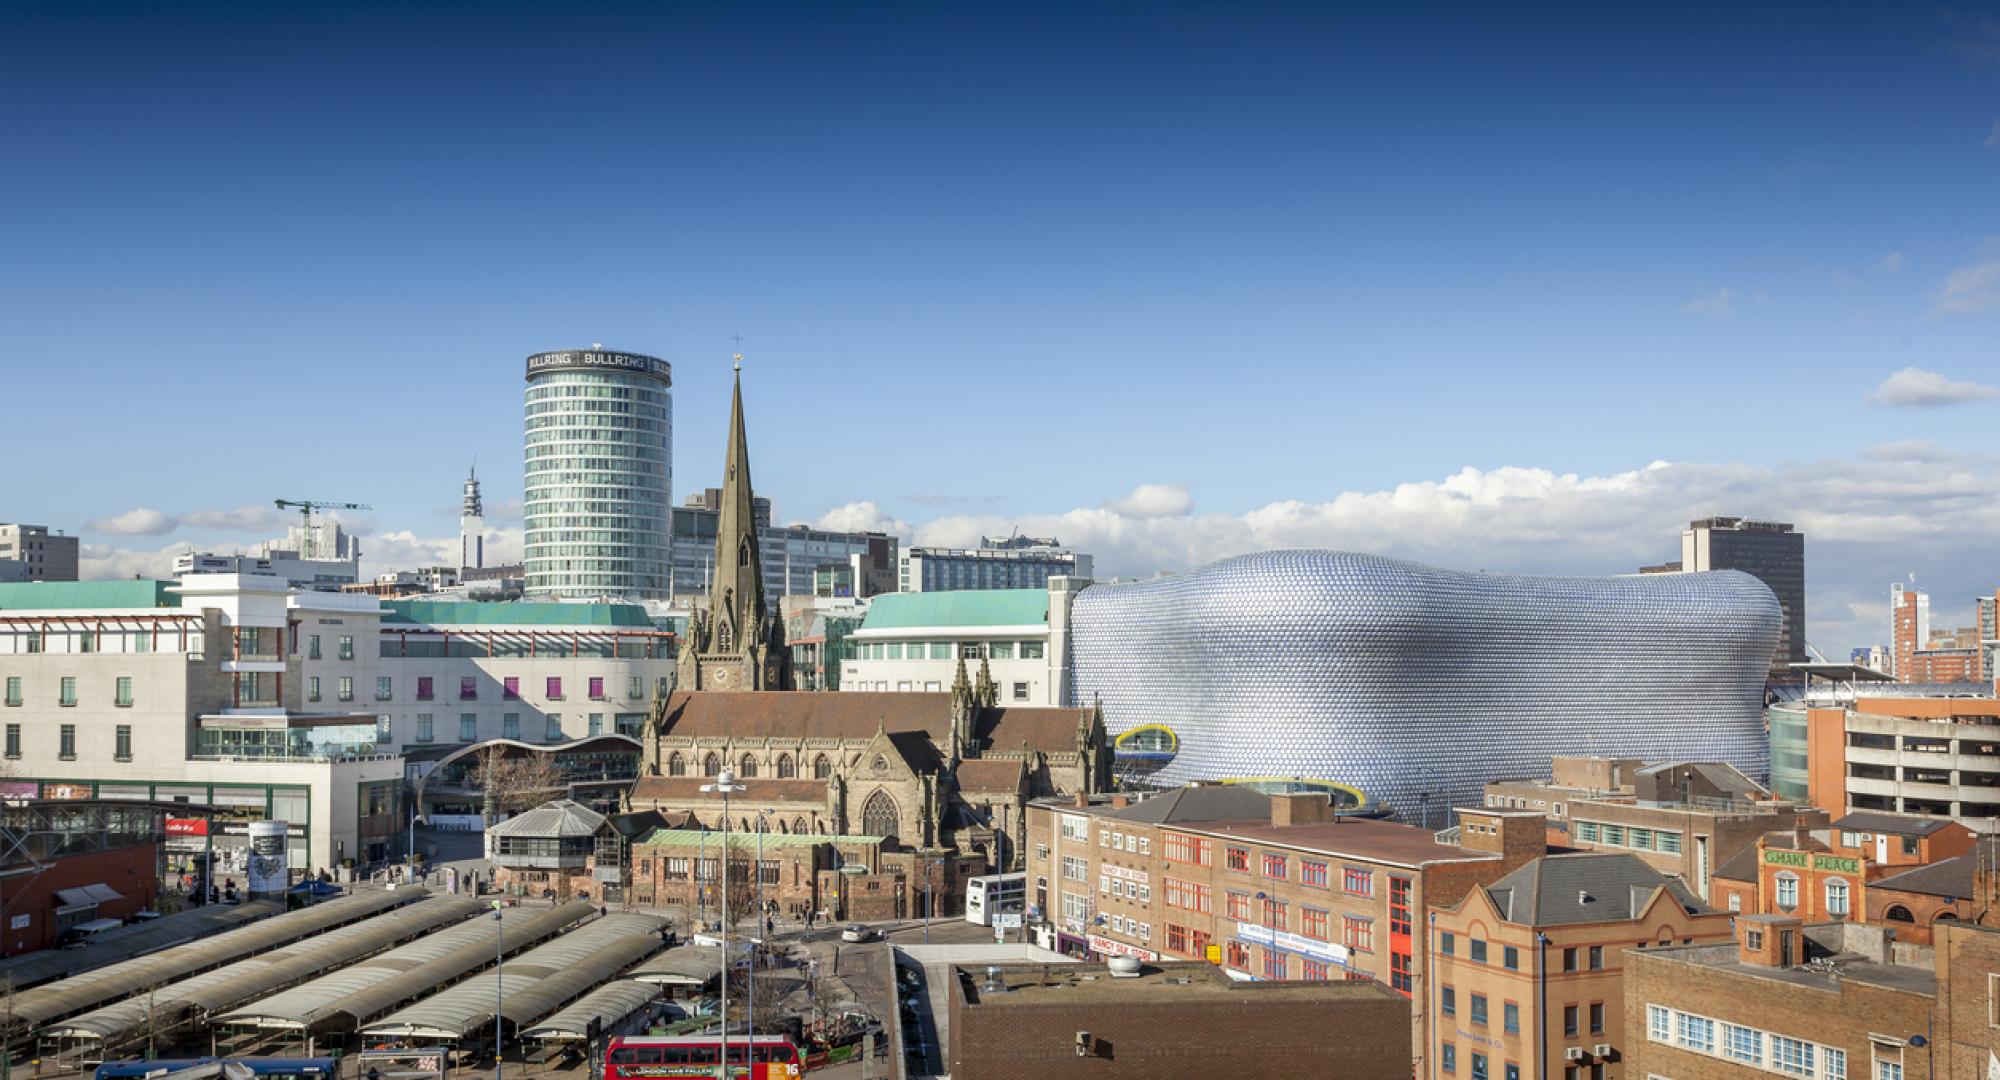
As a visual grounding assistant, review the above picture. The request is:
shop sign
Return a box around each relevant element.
[1086,934,1157,960]
[167,818,209,837]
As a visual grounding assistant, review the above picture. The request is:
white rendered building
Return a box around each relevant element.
[840,580,1083,704]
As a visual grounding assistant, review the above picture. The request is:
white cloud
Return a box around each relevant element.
[181,505,289,532]
[363,527,523,575]
[1869,367,2000,408]
[1878,252,1905,274]
[813,501,912,537]
[1678,288,1736,318]
[86,507,177,536]
[1935,260,2000,315]
[78,542,185,581]
[1105,483,1192,518]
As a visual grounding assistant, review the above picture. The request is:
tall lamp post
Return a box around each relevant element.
[1254,891,1272,978]
[491,899,505,1080]
[751,810,771,1040]
[701,768,745,1080]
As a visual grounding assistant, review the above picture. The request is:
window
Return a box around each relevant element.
[503,676,520,699]
[308,676,322,702]
[1061,855,1088,882]
[337,634,353,660]
[3,676,17,706]
[460,676,477,700]
[1826,1050,1846,1080]
[377,676,393,701]
[1263,852,1288,879]
[1442,1043,1457,1073]
[308,634,322,660]
[1226,892,1251,920]
[1390,876,1412,935]
[1826,878,1851,917]
[1302,908,1329,940]
[1225,940,1250,970]
[1391,950,1412,995]
[1226,846,1250,872]
[1503,945,1519,970]
[1165,878,1213,914]
[1875,1055,1903,1080]
[1504,1002,1519,1034]
[114,675,133,707]
[115,724,132,761]
[1301,859,1328,887]
[1165,833,1212,865]
[1441,931,1455,955]
[503,713,520,740]
[589,714,605,737]
[1261,896,1288,930]
[1589,1001,1604,1035]
[1564,1004,1580,1037]
[1775,872,1799,911]
[339,676,354,702]
[59,676,76,707]
[1902,835,1919,857]
[547,714,563,740]
[1472,1053,1488,1080]
[1676,1012,1715,1054]
[629,676,643,699]
[589,676,606,700]
[814,754,831,779]
[59,723,76,759]
[1263,949,1288,979]
[3,723,17,758]
[1587,945,1603,970]
[547,677,563,700]
[416,714,434,742]
[1442,986,1457,1016]
[1647,1005,1670,1043]
[1562,946,1577,971]
[1724,1024,1763,1065]
[459,714,476,741]
[1344,916,1373,952]
[1471,938,1488,964]
[1343,866,1374,896]
[1771,1035,1814,1076]
[417,676,434,701]
[1470,993,1488,1026]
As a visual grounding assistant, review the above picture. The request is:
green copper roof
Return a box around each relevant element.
[633,829,885,849]
[860,589,1048,631]
[383,599,655,628]
[0,580,183,611]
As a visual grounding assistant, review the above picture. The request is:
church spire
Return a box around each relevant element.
[710,360,766,644]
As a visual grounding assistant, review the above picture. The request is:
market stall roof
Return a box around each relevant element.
[0,902,280,991]
[624,946,726,988]
[519,981,664,1043]
[5,890,424,1036]
[360,914,666,1040]
[41,896,484,1045]
[219,901,594,1032]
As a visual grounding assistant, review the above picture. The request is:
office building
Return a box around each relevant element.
[901,541,1093,593]
[1067,550,1782,821]
[0,524,79,582]
[946,961,1411,1080]
[842,585,1068,704]
[1649,517,1804,681]
[1775,672,2000,828]
[1890,584,1991,684]
[1891,582,1929,681]
[669,504,893,601]
[1427,852,1734,1080]
[1025,787,1546,1075]
[172,549,362,592]
[1483,757,1828,902]
[1625,917,2000,1080]
[523,347,673,599]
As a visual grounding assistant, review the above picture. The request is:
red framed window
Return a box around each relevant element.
[1190,928,1213,956]
[1165,878,1212,914]
[1343,867,1374,897]
[1301,859,1329,887]
[1164,832,1212,866]
[503,676,519,699]
[1226,892,1252,920]
[1390,950,1413,996]
[1263,950,1288,979]
[1225,941,1250,970]
[1343,916,1373,953]
[1389,876,1413,935]
[1166,924,1190,953]
[1261,897,1288,931]
[1225,846,1250,872]
[1262,852,1288,880]
[1301,958,1331,981]
[1301,908,1330,941]
[416,676,434,701]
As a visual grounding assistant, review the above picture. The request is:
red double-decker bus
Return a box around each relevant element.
[602,1035,804,1080]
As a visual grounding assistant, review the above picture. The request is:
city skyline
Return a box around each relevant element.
[4,5,1998,654]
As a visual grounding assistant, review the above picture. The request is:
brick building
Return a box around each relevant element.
[1709,814,1980,927]
[1026,785,1544,1076]
[0,801,163,955]
[1624,917,2000,1080]
[945,960,1410,1080]
[1863,836,2000,944]
[1484,757,1827,903]
[1427,852,1734,1080]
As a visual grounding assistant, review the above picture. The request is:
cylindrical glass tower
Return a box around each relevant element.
[523,348,673,598]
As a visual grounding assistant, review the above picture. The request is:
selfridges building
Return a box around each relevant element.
[1068,550,1780,820]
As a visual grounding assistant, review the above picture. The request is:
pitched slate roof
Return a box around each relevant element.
[1869,839,2000,899]
[955,759,1026,794]
[489,799,606,838]
[1636,761,1769,799]
[1481,853,1710,926]
[1713,844,1760,883]
[1831,812,1953,838]
[1105,784,1272,824]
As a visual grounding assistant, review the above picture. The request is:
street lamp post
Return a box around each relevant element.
[1254,891,1272,978]
[701,768,746,1080]
[491,899,505,1080]
[751,810,771,1040]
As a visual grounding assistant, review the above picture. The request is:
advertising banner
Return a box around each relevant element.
[248,820,289,895]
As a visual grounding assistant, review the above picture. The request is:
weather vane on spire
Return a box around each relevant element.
[731,332,744,372]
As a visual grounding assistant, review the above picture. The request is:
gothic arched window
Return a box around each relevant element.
[861,790,900,840]
[716,620,734,652]
[793,815,809,835]
[813,754,831,780]
[739,754,758,778]
[703,752,720,777]
[667,752,686,777]
[776,754,795,778]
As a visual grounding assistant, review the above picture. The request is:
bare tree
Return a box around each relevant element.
[477,750,567,821]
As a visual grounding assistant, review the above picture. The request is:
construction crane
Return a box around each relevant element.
[272,499,372,559]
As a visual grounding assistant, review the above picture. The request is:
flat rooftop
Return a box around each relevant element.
[1181,816,1498,868]
[955,961,1398,1007]
[1637,941,1936,998]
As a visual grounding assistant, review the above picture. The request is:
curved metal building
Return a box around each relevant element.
[1068,550,1780,819]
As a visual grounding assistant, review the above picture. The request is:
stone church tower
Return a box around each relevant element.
[676,359,791,691]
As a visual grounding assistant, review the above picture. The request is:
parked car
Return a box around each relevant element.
[840,924,871,943]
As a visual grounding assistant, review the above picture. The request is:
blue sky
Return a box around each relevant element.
[3,3,1998,653]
